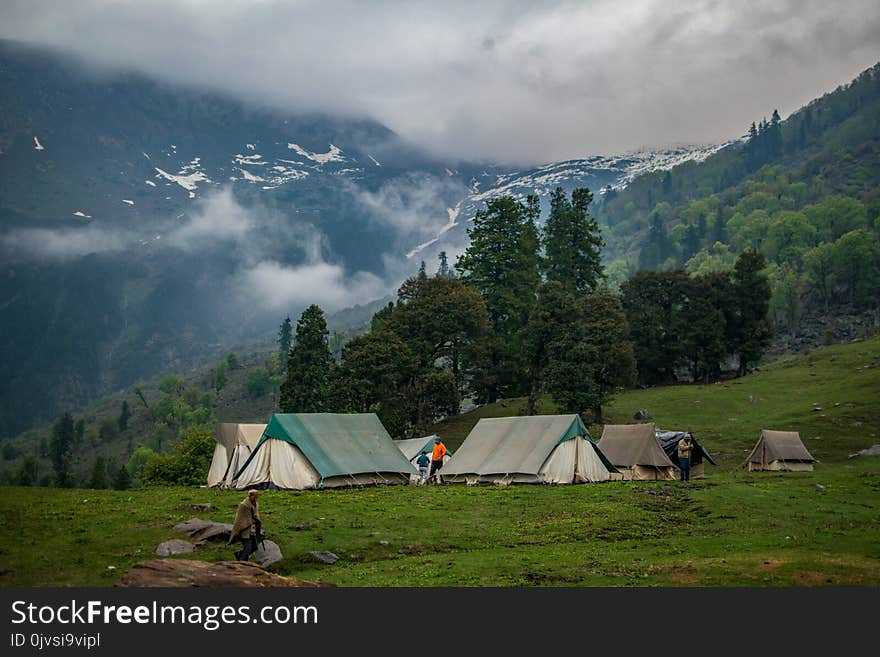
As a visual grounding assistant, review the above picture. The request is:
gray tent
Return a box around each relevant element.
[747,430,815,471]
[440,415,616,485]
[598,423,677,480]
[656,430,716,478]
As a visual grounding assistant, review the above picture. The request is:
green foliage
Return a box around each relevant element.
[280,304,332,413]
[541,187,604,294]
[597,62,880,329]
[2,442,16,460]
[456,195,541,401]
[117,400,131,433]
[209,362,227,395]
[97,417,119,443]
[15,455,39,486]
[126,445,156,487]
[88,456,109,489]
[225,352,239,370]
[141,426,215,486]
[523,281,579,416]
[111,465,132,491]
[50,412,75,488]
[277,316,293,369]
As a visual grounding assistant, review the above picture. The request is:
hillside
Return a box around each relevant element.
[595,62,880,339]
[431,336,880,462]
[0,39,720,439]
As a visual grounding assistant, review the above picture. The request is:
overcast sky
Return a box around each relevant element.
[2,0,879,163]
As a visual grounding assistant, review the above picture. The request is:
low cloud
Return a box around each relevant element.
[166,188,254,250]
[237,258,386,314]
[354,175,469,243]
[1,223,130,260]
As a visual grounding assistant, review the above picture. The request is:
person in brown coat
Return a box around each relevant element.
[677,436,693,482]
[229,489,261,561]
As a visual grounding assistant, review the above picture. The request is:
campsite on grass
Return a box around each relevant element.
[1,337,878,587]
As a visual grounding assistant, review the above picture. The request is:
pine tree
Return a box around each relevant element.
[88,456,109,489]
[437,251,452,277]
[279,305,332,412]
[730,250,773,376]
[117,400,131,432]
[112,465,132,490]
[277,316,293,370]
[50,412,75,487]
[542,187,604,294]
[522,282,578,415]
[456,196,541,401]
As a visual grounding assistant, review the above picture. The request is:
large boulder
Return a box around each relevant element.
[173,518,233,542]
[253,540,283,567]
[117,559,332,587]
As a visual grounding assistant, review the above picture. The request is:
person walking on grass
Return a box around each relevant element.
[677,435,693,482]
[429,436,447,484]
[229,489,261,561]
[416,449,430,485]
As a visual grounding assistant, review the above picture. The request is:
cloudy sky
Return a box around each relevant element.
[0,0,880,163]
[2,0,878,163]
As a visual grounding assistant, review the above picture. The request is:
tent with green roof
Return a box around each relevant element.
[234,413,417,489]
[439,415,616,485]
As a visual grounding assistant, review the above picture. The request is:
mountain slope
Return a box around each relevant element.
[0,40,721,437]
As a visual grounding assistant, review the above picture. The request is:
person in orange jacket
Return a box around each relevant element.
[429,436,447,484]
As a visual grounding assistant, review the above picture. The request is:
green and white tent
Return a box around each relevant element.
[233,413,418,490]
[439,415,616,485]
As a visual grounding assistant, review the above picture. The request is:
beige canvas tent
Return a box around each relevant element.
[598,423,677,480]
[233,413,418,490]
[439,415,616,485]
[747,430,815,471]
[206,423,265,487]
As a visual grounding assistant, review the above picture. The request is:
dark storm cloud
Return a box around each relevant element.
[1,0,878,163]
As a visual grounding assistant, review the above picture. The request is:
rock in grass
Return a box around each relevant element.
[848,444,880,458]
[118,559,332,587]
[253,540,283,567]
[155,539,196,556]
[173,518,233,542]
[309,550,339,564]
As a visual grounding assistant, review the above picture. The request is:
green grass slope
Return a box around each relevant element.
[432,336,880,461]
[0,337,878,587]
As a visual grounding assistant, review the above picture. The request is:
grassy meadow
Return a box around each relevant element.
[1,337,878,587]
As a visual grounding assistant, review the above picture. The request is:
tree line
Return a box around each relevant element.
[277,187,773,437]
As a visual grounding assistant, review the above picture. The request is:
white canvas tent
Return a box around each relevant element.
[747,430,815,471]
[598,423,677,481]
[439,415,616,485]
[206,423,265,488]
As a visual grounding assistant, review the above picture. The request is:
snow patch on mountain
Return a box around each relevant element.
[33,136,44,150]
[154,158,212,193]
[287,143,346,165]
[122,199,134,205]
[367,154,381,167]
[72,211,91,218]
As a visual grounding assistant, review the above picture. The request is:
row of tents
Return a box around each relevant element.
[206,413,815,490]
